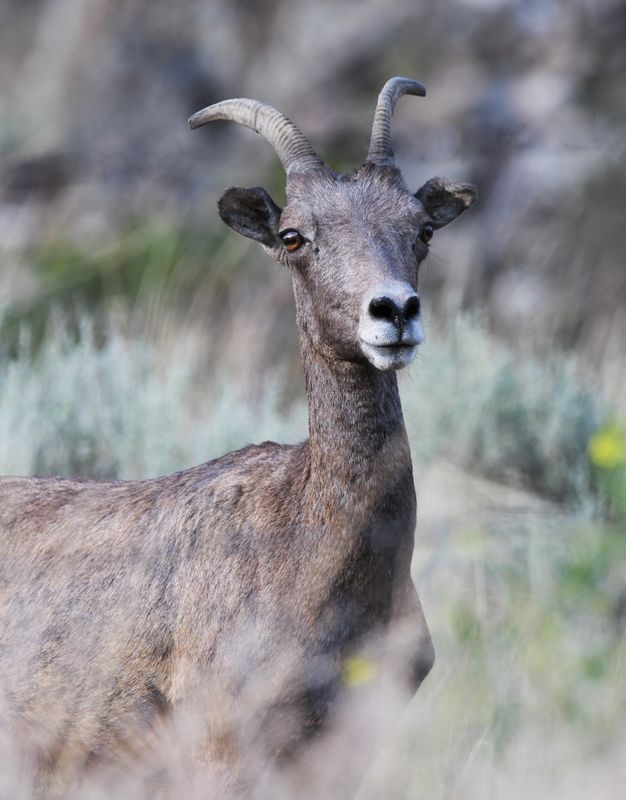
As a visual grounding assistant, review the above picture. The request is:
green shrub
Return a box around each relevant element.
[402,315,601,508]
[0,310,305,479]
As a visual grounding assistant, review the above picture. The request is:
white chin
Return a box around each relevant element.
[360,342,418,371]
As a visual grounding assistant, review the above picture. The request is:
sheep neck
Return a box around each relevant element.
[298,325,411,511]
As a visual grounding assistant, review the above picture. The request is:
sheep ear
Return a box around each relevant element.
[415,177,477,229]
[218,187,282,246]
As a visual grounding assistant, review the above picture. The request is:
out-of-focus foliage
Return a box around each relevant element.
[1,0,625,380]
[0,309,305,479]
[363,511,626,799]
[588,422,626,523]
[404,315,601,506]
[1,222,229,349]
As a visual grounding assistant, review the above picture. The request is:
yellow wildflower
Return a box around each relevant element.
[588,425,626,470]
[341,656,378,687]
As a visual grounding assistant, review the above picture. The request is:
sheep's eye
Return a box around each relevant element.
[280,229,304,252]
[420,223,434,244]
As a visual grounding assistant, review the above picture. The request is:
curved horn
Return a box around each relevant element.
[189,98,321,175]
[367,77,426,166]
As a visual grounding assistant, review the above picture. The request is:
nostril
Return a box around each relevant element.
[369,297,399,321]
[403,295,420,320]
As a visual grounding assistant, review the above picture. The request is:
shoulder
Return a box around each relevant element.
[168,440,307,487]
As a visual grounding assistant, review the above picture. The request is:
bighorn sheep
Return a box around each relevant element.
[0,78,476,797]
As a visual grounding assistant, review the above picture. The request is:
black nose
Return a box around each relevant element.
[368,294,420,326]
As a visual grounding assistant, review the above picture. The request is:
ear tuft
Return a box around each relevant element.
[415,177,477,229]
[218,187,282,246]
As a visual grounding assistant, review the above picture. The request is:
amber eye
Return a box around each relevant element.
[420,223,434,244]
[280,229,304,252]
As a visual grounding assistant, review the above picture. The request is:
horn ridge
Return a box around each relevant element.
[367,77,426,166]
[189,98,321,175]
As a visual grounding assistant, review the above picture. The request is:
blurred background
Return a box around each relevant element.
[0,0,625,797]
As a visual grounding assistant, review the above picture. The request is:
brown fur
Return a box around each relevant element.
[0,113,475,797]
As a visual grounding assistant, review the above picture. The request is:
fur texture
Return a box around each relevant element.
[0,124,474,797]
